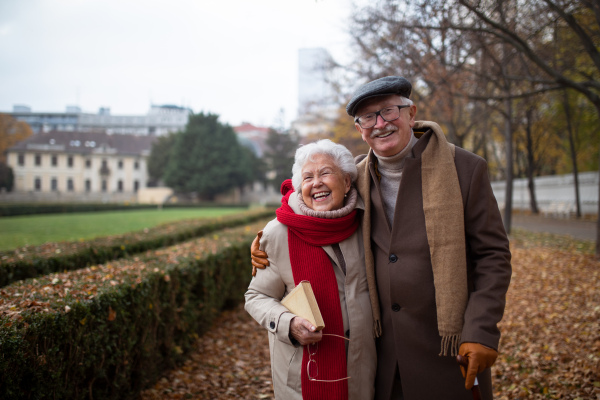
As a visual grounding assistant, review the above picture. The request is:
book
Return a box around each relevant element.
[281,280,325,331]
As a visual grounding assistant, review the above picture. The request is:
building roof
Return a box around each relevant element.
[233,122,270,134]
[7,131,158,157]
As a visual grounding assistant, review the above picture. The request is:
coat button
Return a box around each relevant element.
[269,321,275,329]
[389,254,398,263]
[392,303,401,312]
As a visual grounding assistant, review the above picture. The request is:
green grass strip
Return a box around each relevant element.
[0,208,274,287]
[0,207,247,250]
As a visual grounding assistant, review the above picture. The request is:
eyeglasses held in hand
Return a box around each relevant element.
[307,333,351,383]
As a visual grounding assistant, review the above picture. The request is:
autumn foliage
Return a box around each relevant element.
[143,230,600,400]
[1,211,599,399]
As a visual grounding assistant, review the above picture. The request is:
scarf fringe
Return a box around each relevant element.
[439,334,461,357]
[373,319,382,338]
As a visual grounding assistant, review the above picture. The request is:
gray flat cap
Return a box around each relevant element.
[346,76,412,117]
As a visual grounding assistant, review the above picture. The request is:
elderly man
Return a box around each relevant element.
[253,76,511,400]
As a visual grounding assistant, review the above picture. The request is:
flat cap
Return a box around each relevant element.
[346,76,412,117]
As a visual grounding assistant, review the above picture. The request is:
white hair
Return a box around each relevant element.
[291,139,357,192]
[401,96,413,106]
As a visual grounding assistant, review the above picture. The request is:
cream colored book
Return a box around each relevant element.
[281,280,325,331]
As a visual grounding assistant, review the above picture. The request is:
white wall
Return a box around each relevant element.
[491,171,599,215]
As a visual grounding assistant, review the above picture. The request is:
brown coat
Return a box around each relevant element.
[245,192,377,400]
[356,122,512,400]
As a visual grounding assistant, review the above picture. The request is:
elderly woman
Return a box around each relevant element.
[245,139,376,400]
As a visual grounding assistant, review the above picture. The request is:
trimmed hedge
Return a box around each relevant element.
[0,203,254,217]
[0,208,274,287]
[0,219,268,399]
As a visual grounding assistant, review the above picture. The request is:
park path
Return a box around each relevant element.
[511,213,596,241]
[140,304,275,400]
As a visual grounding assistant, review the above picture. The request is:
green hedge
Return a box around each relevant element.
[0,220,267,399]
[0,209,273,287]
[0,202,255,217]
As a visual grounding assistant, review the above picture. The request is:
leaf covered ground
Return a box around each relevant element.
[141,231,600,400]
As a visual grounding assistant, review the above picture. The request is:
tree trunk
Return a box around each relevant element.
[561,90,582,218]
[503,97,514,234]
[593,104,600,258]
[525,108,539,214]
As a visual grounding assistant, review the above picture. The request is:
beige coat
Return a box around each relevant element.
[245,192,376,400]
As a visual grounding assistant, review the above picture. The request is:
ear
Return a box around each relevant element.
[408,105,417,127]
[344,174,352,193]
[355,123,367,142]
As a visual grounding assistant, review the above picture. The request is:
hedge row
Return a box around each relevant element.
[0,208,274,287]
[0,219,269,399]
[0,202,254,217]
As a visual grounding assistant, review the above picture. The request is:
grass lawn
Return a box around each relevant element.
[0,207,247,251]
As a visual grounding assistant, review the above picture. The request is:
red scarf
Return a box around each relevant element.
[276,179,358,400]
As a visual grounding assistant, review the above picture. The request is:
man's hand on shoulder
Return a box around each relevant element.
[251,230,269,277]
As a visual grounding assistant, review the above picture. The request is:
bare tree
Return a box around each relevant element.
[344,0,600,253]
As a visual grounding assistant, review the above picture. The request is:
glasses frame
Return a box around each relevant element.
[306,333,351,383]
[354,104,411,129]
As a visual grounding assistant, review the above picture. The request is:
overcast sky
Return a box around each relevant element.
[0,0,354,128]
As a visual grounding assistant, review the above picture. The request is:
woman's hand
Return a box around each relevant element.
[290,317,322,346]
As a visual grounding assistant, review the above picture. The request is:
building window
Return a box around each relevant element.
[51,155,58,167]
[134,180,139,192]
[118,160,123,169]
[67,178,74,191]
[68,156,74,167]
[134,161,139,170]
[35,154,41,166]
[34,177,41,191]
[117,180,123,192]
[101,180,107,192]
[85,179,91,192]
[51,178,58,191]
[86,159,91,168]
[18,154,25,166]
[102,159,108,169]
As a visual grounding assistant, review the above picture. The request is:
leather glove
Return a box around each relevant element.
[458,342,498,390]
[251,230,269,277]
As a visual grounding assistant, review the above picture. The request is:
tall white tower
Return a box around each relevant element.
[297,48,336,116]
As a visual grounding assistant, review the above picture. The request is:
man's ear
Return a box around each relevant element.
[355,123,366,142]
[408,105,417,127]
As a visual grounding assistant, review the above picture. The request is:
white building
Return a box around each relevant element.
[5,131,157,203]
[292,48,339,137]
[7,104,190,136]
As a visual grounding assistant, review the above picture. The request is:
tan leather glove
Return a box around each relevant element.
[251,230,269,277]
[458,342,498,390]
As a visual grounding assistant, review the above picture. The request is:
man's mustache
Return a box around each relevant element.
[370,125,398,139]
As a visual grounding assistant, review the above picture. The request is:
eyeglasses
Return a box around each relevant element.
[307,333,351,383]
[354,105,411,129]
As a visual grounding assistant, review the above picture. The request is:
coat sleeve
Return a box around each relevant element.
[459,157,512,350]
[244,224,297,347]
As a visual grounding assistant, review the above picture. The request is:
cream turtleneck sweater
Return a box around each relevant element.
[375,130,419,225]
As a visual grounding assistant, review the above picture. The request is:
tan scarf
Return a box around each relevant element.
[356,121,468,356]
